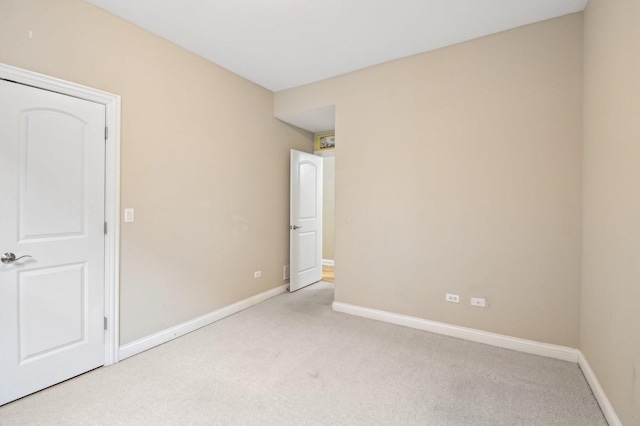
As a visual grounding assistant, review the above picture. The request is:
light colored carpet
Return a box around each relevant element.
[0,282,606,425]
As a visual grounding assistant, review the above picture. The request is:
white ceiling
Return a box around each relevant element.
[275,105,335,134]
[86,0,588,92]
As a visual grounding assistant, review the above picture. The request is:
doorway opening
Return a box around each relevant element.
[277,105,336,293]
[315,132,335,284]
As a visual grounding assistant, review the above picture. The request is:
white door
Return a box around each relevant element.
[289,150,323,291]
[0,79,106,405]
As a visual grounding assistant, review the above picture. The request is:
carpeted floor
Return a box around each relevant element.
[0,282,606,425]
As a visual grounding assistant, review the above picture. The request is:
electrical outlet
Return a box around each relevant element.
[254,271,261,278]
[471,297,487,307]
[283,265,290,280]
[446,293,460,303]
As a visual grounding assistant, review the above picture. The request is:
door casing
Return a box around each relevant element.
[0,63,122,366]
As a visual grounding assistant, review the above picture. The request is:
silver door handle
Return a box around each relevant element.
[1,253,33,264]
[290,225,302,230]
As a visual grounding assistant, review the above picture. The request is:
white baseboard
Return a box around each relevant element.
[578,351,622,426]
[322,259,335,266]
[332,302,578,362]
[119,284,288,361]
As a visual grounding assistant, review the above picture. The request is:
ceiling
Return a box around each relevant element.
[86,0,588,93]
[275,105,336,134]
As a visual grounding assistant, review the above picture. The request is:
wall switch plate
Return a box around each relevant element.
[254,271,262,278]
[124,208,134,223]
[471,297,487,307]
[446,293,460,303]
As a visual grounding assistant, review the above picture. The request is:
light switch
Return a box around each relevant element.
[124,208,135,223]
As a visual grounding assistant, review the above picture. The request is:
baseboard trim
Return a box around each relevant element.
[332,302,578,362]
[578,351,622,426]
[322,259,335,266]
[119,284,288,360]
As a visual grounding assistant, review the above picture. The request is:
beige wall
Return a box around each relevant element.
[276,14,584,347]
[582,0,640,423]
[3,1,635,419]
[0,0,312,344]
[321,154,336,261]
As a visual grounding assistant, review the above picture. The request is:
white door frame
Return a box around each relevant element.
[0,63,121,366]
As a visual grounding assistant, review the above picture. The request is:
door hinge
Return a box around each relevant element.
[105,127,108,140]
[104,222,108,234]
[104,317,108,330]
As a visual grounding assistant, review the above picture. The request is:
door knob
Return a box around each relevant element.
[290,225,302,230]
[1,253,33,264]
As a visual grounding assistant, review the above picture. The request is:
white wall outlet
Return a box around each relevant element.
[254,271,262,278]
[446,293,460,303]
[471,297,487,307]
[283,265,290,280]
[124,208,135,223]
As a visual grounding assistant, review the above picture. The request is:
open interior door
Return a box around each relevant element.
[289,150,323,291]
